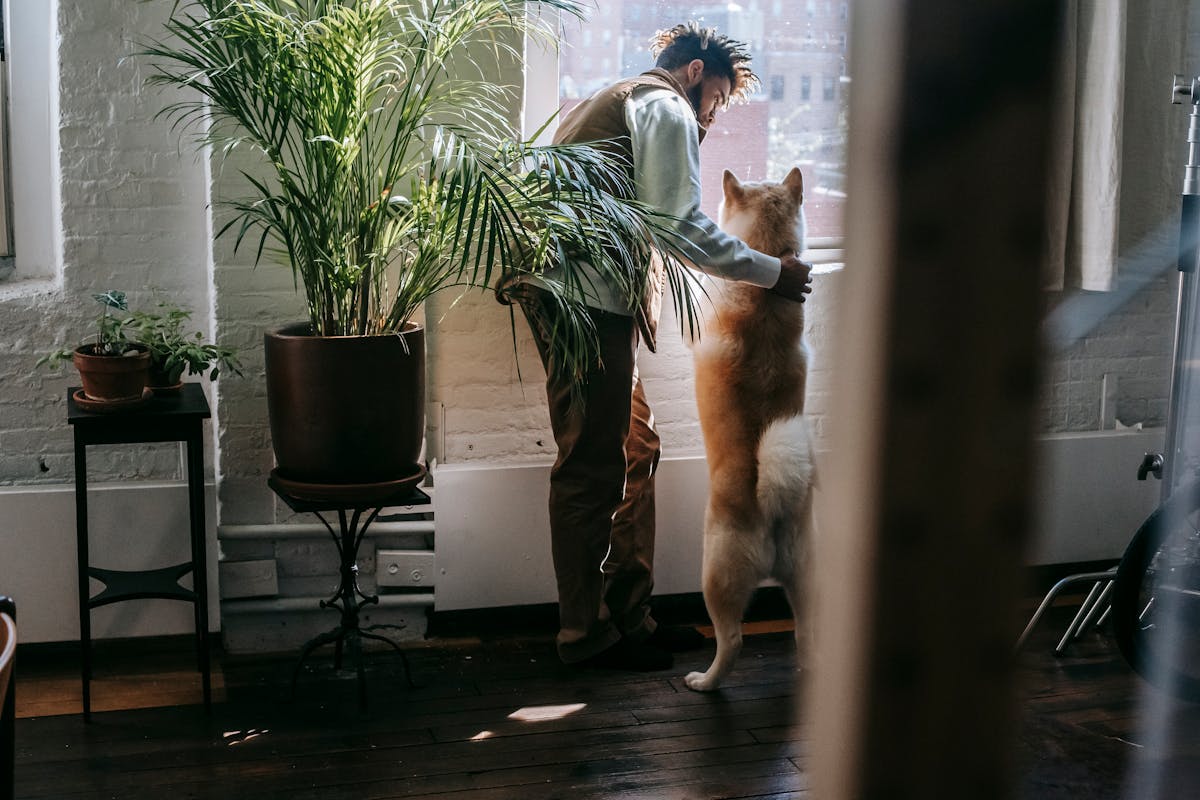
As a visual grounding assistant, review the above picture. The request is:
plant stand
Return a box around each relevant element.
[267,469,428,710]
[68,384,212,720]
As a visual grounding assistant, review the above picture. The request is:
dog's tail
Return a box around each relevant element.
[755,414,816,522]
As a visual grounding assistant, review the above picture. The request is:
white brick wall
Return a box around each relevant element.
[2,0,213,487]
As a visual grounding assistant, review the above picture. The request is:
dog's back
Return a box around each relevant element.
[685,167,815,692]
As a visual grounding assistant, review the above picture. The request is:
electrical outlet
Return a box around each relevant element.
[376,550,436,588]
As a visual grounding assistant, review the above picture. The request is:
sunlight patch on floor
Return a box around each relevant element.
[507,703,587,722]
[223,728,270,746]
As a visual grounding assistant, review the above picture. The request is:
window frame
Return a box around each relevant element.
[0,0,12,267]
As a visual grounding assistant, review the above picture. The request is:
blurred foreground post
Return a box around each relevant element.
[810,2,1063,798]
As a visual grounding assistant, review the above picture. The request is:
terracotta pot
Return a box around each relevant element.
[73,345,151,402]
[264,322,425,484]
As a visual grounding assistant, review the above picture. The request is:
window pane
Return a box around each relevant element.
[558,1,850,241]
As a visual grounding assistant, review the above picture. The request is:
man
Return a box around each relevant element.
[516,22,814,671]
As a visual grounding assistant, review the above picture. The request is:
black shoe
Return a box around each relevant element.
[647,624,706,653]
[571,637,673,672]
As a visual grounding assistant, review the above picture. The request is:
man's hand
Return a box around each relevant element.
[771,252,813,303]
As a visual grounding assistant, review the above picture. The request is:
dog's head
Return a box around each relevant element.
[717,167,806,258]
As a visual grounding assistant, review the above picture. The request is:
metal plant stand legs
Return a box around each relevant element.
[289,506,415,710]
[267,472,429,710]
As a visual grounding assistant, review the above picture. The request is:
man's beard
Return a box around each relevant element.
[687,84,704,125]
[687,83,709,143]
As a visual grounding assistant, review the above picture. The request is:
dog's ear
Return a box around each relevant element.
[722,169,745,204]
[783,167,804,203]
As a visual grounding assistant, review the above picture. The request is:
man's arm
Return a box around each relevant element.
[626,90,781,288]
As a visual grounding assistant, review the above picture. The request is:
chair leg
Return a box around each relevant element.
[1015,569,1117,653]
[1076,580,1115,636]
[1055,580,1106,655]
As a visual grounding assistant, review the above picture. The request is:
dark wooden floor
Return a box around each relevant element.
[10,601,1200,800]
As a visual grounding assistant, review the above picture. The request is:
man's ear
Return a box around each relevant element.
[686,58,705,87]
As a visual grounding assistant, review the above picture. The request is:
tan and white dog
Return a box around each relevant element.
[685,167,816,692]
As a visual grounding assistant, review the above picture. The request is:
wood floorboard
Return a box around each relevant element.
[11,602,1200,799]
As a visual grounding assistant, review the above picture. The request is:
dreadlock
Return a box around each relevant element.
[649,21,759,104]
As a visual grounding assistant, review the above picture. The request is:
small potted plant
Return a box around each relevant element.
[38,290,151,407]
[127,302,242,394]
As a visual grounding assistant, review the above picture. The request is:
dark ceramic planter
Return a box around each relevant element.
[264,322,426,484]
[73,345,151,402]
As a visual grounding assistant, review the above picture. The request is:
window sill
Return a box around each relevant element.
[0,275,60,303]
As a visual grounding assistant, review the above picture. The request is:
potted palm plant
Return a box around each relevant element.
[127,302,243,394]
[38,290,152,408]
[143,0,699,488]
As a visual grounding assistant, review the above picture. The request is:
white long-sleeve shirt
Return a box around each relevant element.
[627,85,781,292]
[536,83,782,314]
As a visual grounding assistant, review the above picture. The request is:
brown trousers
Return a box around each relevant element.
[519,288,662,663]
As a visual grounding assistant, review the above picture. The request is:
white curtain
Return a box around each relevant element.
[1044,0,1127,292]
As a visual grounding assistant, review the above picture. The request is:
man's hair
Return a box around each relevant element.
[650,21,759,104]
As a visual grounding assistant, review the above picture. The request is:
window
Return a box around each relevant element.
[0,0,60,284]
[823,75,836,101]
[770,75,785,101]
[530,2,850,254]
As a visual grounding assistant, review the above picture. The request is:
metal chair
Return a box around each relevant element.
[1015,569,1116,654]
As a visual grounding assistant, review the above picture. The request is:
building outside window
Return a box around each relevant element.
[553,0,850,250]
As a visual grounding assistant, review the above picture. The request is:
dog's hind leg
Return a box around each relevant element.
[776,524,810,674]
[684,511,763,692]
[759,416,815,672]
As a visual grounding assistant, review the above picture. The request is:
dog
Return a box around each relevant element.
[684,166,816,692]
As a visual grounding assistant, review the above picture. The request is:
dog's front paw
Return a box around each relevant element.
[684,670,720,692]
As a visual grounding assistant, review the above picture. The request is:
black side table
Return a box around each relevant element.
[68,384,212,719]
[268,469,427,709]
